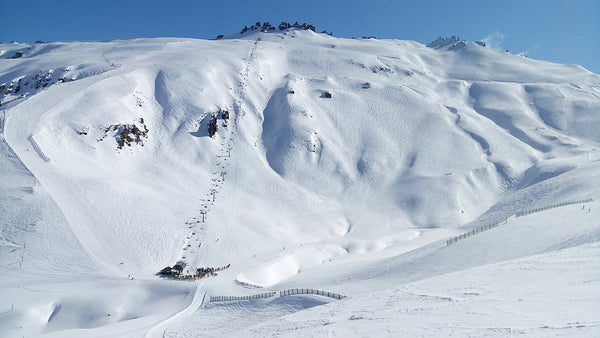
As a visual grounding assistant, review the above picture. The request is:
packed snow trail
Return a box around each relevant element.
[145,285,206,338]
[2,74,128,275]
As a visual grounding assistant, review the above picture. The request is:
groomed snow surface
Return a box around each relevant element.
[1,30,599,337]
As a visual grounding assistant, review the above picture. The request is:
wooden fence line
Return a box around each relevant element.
[209,288,347,303]
[447,195,599,246]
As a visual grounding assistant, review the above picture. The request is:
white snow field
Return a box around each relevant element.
[1,29,599,337]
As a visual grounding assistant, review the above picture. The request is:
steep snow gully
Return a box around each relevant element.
[1,31,600,336]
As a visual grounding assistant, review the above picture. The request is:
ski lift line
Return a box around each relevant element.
[167,38,257,273]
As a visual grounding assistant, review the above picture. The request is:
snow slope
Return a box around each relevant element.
[1,30,599,336]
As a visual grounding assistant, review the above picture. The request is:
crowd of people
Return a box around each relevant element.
[160,263,231,281]
[197,263,231,277]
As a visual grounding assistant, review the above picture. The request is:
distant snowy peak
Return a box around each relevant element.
[427,35,486,50]
[217,21,331,40]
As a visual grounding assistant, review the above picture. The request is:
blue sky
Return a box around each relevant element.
[1,0,599,74]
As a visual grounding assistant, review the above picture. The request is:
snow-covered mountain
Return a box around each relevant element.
[1,29,599,337]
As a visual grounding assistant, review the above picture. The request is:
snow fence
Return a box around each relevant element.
[28,135,50,162]
[210,288,346,302]
[446,195,599,246]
